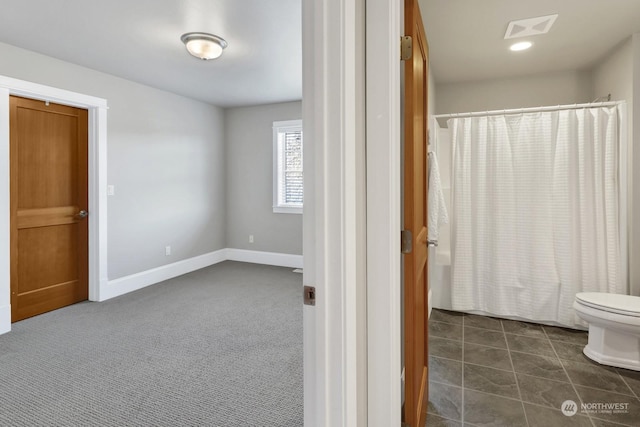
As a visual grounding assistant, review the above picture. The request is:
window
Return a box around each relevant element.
[273,120,303,214]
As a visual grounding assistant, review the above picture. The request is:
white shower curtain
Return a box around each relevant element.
[449,106,623,327]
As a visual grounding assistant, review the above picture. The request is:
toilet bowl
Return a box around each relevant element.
[573,292,640,371]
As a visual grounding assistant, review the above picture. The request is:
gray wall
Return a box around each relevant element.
[435,70,593,114]
[225,101,303,255]
[593,34,640,295]
[0,42,226,279]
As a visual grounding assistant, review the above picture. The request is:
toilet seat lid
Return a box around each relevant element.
[575,292,640,317]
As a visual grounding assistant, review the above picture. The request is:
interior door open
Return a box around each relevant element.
[402,0,429,425]
[10,96,89,322]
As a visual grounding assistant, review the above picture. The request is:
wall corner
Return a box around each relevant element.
[0,304,10,335]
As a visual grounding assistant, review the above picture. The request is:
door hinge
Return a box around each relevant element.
[304,285,316,306]
[401,36,413,61]
[401,229,413,254]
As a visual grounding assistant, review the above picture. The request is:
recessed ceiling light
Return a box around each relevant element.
[510,41,532,52]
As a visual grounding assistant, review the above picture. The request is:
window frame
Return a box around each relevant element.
[272,119,303,214]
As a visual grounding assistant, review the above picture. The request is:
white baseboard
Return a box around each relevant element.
[1,249,302,334]
[100,248,302,302]
[0,304,11,335]
[100,249,228,301]
[226,248,303,269]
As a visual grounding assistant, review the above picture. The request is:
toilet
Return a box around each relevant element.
[574,292,640,371]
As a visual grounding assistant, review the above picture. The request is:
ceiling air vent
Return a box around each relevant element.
[504,14,558,39]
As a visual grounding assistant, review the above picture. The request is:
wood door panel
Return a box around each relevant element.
[10,96,88,322]
[415,227,428,274]
[16,108,79,208]
[14,280,82,321]
[17,226,79,292]
[17,206,79,229]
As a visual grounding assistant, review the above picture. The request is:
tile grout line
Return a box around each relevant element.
[432,356,513,374]
[614,368,640,401]
[429,313,467,424]
[430,378,584,407]
[434,333,587,360]
[543,325,597,426]
[429,375,638,418]
[431,353,580,382]
[501,319,530,427]
[426,413,462,425]
[433,318,575,343]
[572,381,639,398]
[429,379,464,390]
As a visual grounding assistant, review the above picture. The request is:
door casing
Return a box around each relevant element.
[365,0,403,425]
[0,75,108,334]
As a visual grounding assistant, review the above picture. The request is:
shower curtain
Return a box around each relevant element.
[449,106,623,327]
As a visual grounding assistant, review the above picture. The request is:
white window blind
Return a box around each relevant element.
[273,120,303,214]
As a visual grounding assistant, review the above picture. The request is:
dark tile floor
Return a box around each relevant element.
[426,309,640,427]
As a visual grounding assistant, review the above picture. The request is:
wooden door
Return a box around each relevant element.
[403,0,429,425]
[10,96,89,322]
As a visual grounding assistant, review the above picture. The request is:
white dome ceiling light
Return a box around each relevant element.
[181,32,228,60]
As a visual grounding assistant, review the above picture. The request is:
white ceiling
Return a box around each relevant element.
[3,1,639,106]
[420,0,640,84]
[0,0,302,108]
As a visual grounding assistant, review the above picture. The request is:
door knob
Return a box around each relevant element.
[427,240,438,247]
[76,210,88,219]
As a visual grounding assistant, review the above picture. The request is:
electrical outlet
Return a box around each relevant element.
[107,185,115,196]
[249,235,254,243]
[165,246,171,256]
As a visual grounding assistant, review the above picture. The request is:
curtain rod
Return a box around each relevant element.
[433,101,624,119]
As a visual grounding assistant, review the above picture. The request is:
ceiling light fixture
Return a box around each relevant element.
[510,41,533,52]
[181,32,228,60]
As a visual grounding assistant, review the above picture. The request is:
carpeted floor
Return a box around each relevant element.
[0,261,303,427]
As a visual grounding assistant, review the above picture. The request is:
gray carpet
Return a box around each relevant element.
[0,261,303,427]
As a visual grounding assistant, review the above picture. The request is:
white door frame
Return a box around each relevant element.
[302,0,402,425]
[302,0,366,425]
[0,76,108,334]
[366,0,403,424]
